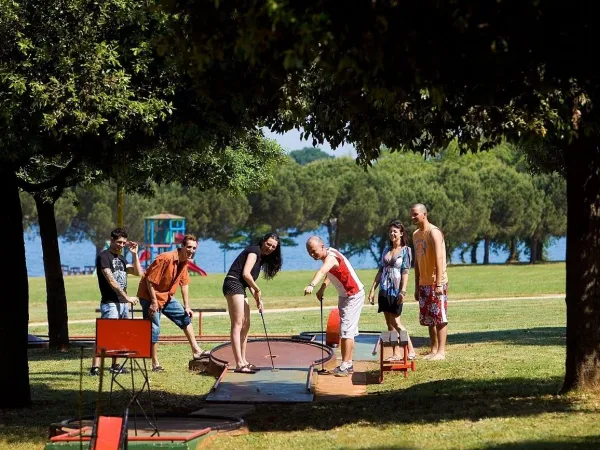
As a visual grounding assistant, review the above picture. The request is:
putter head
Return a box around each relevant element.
[271,368,280,372]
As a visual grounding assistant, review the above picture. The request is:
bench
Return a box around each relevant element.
[95,307,226,337]
[377,330,416,383]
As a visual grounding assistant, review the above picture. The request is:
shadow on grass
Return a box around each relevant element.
[357,436,600,450]
[242,376,574,432]
[481,436,600,449]
[28,347,96,362]
[449,327,566,347]
[1,375,589,448]
[0,384,209,448]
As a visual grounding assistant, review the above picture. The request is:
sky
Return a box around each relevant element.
[262,127,357,158]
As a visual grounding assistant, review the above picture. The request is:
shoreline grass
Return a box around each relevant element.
[27,263,566,325]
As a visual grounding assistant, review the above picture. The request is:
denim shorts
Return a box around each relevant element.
[139,298,192,343]
[100,302,130,319]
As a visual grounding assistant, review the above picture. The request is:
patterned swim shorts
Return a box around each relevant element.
[418,284,448,326]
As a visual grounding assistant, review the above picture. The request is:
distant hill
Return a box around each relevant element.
[289,147,334,165]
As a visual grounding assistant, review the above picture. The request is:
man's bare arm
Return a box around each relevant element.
[126,243,143,276]
[431,228,445,286]
[181,284,191,310]
[102,268,129,302]
[413,258,420,300]
[308,255,339,287]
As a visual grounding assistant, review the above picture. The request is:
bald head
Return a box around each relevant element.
[411,203,427,214]
[410,203,429,228]
[306,236,327,260]
[306,236,323,247]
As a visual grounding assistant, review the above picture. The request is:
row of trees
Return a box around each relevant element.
[4,0,599,406]
[22,143,566,265]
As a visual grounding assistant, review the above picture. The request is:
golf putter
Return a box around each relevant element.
[259,302,279,372]
[317,295,328,374]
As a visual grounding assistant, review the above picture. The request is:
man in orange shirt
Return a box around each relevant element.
[137,234,208,371]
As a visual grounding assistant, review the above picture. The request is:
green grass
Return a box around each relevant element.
[7,264,598,450]
[27,263,566,325]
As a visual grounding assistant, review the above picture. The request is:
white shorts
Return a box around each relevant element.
[338,289,365,339]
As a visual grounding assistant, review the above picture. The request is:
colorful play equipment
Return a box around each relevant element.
[142,212,186,267]
[141,212,206,275]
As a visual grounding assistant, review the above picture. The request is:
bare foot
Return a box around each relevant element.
[429,353,446,361]
[422,352,437,360]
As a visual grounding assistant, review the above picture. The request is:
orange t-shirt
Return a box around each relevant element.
[137,250,190,308]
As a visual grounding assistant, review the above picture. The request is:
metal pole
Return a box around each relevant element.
[116,184,124,227]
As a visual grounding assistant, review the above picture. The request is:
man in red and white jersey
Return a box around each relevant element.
[304,236,365,377]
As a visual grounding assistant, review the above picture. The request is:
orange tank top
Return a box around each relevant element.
[413,225,448,286]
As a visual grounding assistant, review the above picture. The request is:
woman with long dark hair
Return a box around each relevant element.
[368,220,416,360]
[222,233,283,373]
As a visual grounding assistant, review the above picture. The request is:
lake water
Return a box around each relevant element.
[24,230,566,277]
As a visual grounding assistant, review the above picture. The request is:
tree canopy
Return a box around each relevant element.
[1,0,284,408]
[168,0,598,393]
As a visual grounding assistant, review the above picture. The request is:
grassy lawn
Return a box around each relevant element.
[6,263,600,449]
[27,263,566,325]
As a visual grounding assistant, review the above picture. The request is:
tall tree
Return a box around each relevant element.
[1,0,282,408]
[171,0,597,392]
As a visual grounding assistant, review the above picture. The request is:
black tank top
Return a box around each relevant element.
[226,245,261,287]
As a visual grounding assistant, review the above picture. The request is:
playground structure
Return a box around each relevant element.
[139,212,206,275]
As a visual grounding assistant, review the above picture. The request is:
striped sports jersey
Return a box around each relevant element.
[326,248,364,297]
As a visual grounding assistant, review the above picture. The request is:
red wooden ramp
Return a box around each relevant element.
[92,416,125,450]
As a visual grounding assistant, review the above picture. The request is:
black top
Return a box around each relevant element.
[96,249,128,303]
[226,245,261,288]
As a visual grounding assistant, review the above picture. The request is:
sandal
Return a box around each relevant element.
[233,364,256,374]
[408,353,417,361]
[192,350,210,360]
[152,365,165,372]
[246,363,261,371]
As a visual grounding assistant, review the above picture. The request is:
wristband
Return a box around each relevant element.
[309,283,315,287]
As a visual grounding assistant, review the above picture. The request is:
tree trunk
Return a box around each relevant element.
[530,237,538,264]
[0,171,31,408]
[326,218,336,248]
[458,247,466,264]
[536,238,545,262]
[34,195,70,351]
[326,217,339,248]
[483,238,490,264]
[470,242,478,264]
[506,237,519,263]
[561,136,600,393]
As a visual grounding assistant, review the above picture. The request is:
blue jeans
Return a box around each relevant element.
[139,298,192,343]
[100,302,130,319]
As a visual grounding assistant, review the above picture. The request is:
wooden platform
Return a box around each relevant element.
[313,361,376,401]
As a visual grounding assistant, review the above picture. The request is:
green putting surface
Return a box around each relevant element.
[207,367,314,403]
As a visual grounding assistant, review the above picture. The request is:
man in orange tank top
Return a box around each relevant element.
[411,203,449,360]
